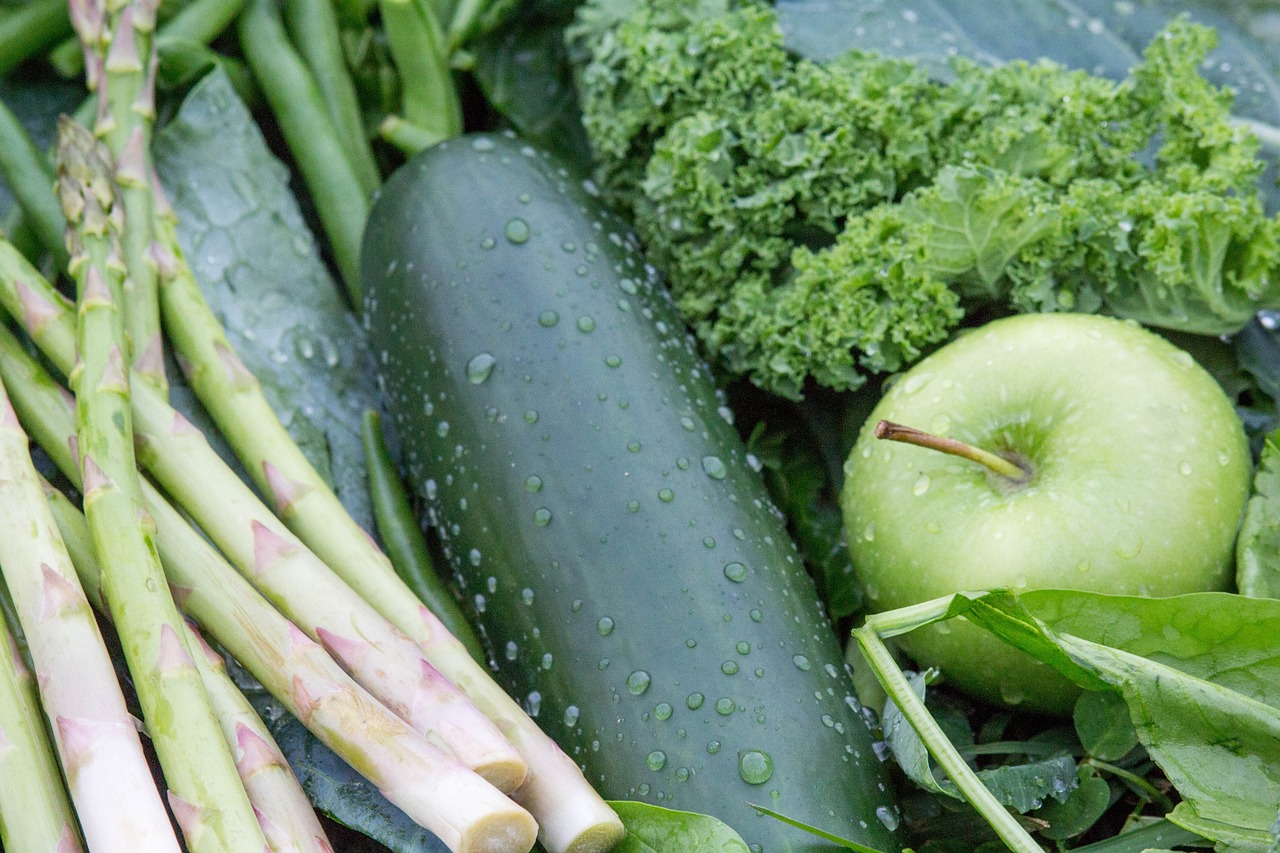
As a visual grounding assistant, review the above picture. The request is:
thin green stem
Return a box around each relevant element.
[0,0,71,77]
[854,623,1044,853]
[0,98,69,270]
[238,0,369,303]
[0,606,82,853]
[283,0,382,194]
[362,409,487,664]
[1082,758,1174,811]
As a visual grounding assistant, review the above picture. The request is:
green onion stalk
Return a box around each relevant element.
[0,595,83,852]
[68,0,166,389]
[0,237,530,795]
[0,369,174,852]
[0,330,540,853]
[53,119,265,852]
[45,485,334,853]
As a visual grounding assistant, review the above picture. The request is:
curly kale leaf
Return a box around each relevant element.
[571,0,1280,398]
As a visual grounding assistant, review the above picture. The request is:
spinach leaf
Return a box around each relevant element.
[957,590,1280,849]
[607,801,751,853]
[152,68,382,532]
[1237,427,1280,598]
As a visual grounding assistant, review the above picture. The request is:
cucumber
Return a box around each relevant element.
[362,132,900,853]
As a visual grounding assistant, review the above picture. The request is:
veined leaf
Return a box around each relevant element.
[607,801,752,853]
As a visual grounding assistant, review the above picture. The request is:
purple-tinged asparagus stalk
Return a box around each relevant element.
[149,171,624,853]
[0,236,529,794]
[0,230,622,853]
[46,496,333,853]
[0,370,172,852]
[69,0,166,388]
[0,341,541,853]
[54,119,265,853]
[0,605,84,853]
[187,633,335,853]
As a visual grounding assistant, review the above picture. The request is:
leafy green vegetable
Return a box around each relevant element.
[606,802,751,853]
[152,68,383,532]
[866,589,1280,850]
[568,0,1280,398]
[882,671,1079,813]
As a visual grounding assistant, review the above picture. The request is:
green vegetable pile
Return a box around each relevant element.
[568,0,1280,398]
[1,0,1280,852]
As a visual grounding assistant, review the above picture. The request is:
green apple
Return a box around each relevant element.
[841,313,1251,714]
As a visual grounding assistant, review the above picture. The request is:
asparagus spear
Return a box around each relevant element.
[1,341,540,853]
[0,603,83,853]
[69,0,166,388]
[0,224,625,853]
[47,496,334,853]
[52,0,247,81]
[188,632,337,853]
[0,238,528,793]
[0,370,174,852]
[54,119,265,853]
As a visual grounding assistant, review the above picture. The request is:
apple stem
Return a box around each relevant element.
[873,420,1029,483]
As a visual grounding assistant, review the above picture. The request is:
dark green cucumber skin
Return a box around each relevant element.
[362,132,899,853]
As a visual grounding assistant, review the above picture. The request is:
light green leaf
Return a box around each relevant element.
[1073,690,1138,762]
[945,590,1280,847]
[607,801,751,853]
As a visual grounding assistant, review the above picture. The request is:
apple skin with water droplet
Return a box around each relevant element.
[841,313,1252,713]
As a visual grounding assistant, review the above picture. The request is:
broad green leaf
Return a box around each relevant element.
[1072,690,1138,762]
[1167,801,1279,852]
[607,801,751,853]
[1021,590,1280,708]
[1033,769,1111,841]
[152,68,383,532]
[471,9,594,167]
[882,670,953,798]
[947,591,1280,847]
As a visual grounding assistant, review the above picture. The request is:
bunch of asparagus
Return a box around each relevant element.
[0,2,624,851]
